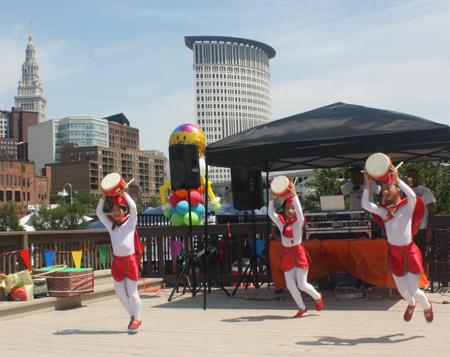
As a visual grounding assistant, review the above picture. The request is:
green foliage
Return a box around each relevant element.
[31,200,91,231]
[135,196,145,213]
[399,161,450,215]
[0,201,25,231]
[148,196,161,209]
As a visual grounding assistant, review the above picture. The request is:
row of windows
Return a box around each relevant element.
[193,43,270,72]
[57,123,107,131]
[0,190,47,203]
[0,174,32,187]
[197,90,270,105]
[197,85,270,95]
[196,70,269,81]
[55,139,108,147]
[196,77,269,87]
[56,131,107,139]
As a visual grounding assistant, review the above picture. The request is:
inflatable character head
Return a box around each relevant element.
[169,124,205,156]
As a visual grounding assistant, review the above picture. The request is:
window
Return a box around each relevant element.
[15,191,20,202]
[27,178,30,187]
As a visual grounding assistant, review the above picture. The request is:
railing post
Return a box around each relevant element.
[18,233,29,271]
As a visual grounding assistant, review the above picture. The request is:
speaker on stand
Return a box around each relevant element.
[167,144,229,302]
[230,169,264,295]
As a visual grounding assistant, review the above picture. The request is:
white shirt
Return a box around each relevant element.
[410,185,435,229]
[340,180,380,211]
[268,195,305,247]
[96,194,137,257]
[362,180,416,247]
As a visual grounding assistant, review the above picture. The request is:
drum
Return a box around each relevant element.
[270,176,292,197]
[365,153,391,181]
[101,173,124,196]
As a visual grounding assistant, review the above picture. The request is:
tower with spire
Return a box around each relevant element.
[14,34,47,123]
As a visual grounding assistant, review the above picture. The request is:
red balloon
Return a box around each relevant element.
[169,193,183,207]
[188,191,202,206]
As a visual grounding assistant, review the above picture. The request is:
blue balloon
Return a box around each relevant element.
[170,206,177,215]
[176,200,189,215]
[192,203,205,217]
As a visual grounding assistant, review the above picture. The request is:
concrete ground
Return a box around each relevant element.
[2,285,450,356]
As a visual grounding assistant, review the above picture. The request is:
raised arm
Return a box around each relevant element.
[96,192,110,228]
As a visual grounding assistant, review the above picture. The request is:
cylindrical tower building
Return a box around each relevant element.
[185,36,276,183]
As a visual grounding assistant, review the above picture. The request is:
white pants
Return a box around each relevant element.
[393,272,430,310]
[113,278,142,320]
[285,268,321,310]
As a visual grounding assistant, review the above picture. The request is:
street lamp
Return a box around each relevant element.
[60,183,73,205]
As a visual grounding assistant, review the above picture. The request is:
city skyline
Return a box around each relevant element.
[1,0,449,158]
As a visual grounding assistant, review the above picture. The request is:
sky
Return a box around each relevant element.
[1,0,449,158]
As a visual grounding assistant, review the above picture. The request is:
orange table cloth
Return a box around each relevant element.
[303,238,428,289]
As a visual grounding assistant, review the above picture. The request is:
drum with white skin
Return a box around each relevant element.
[270,176,292,198]
[365,153,392,181]
[101,173,124,196]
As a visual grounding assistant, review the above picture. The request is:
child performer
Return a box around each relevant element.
[268,182,323,318]
[96,182,143,330]
[362,164,433,323]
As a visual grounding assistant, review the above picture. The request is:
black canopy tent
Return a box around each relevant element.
[204,102,450,171]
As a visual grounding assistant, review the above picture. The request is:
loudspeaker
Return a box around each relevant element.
[169,144,201,191]
[231,169,264,211]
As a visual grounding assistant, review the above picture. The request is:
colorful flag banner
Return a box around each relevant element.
[19,249,31,270]
[168,241,184,266]
[71,250,83,269]
[98,245,112,269]
[43,250,56,267]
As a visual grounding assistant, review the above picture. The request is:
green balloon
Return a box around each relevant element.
[164,209,171,217]
[214,202,221,210]
[198,218,204,225]
[184,212,199,225]
[171,212,185,226]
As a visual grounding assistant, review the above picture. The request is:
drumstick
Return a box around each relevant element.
[127,178,135,185]
[395,162,404,170]
[293,177,298,186]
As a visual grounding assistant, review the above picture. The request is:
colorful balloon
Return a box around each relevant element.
[169,124,206,157]
[169,193,183,207]
[176,200,190,215]
[171,212,185,226]
[183,212,199,226]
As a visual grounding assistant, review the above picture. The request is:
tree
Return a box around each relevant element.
[148,196,161,209]
[0,201,25,231]
[399,161,450,215]
[30,201,91,231]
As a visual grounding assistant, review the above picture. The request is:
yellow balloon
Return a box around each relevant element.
[169,124,206,157]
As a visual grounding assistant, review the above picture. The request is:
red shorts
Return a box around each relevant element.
[280,244,310,272]
[112,254,140,281]
[387,242,424,277]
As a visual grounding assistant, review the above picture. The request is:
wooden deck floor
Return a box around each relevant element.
[2,285,450,356]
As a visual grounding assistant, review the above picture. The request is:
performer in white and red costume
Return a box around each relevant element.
[96,182,143,330]
[268,182,323,318]
[362,163,433,323]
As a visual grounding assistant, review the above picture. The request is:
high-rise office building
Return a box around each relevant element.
[14,34,47,123]
[185,36,276,182]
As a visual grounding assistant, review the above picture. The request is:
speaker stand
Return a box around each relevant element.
[231,209,263,296]
[168,190,230,302]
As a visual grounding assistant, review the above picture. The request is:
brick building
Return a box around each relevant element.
[48,143,167,201]
[0,160,51,215]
